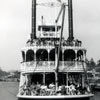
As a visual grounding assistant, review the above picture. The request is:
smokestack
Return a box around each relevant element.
[31,0,36,40]
[68,0,74,41]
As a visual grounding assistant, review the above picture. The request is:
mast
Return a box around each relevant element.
[55,4,66,91]
[31,0,37,41]
[68,0,74,42]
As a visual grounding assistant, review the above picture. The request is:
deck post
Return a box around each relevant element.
[66,72,68,86]
[82,74,85,88]
[66,72,69,94]
[43,72,45,85]
[34,50,36,69]
[55,72,58,91]
[62,50,64,69]
[48,50,50,67]
[75,50,77,68]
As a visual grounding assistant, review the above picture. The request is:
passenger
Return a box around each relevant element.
[20,86,26,95]
[40,85,47,90]
[76,89,81,95]
[87,86,91,93]
[30,83,37,95]
[61,85,66,95]
[20,82,31,95]
[76,83,81,90]
[31,83,36,89]
[65,85,70,95]
[50,86,56,95]
[85,83,91,94]
[35,82,41,95]
[40,88,46,96]
[81,86,87,94]
[31,89,37,96]
[58,86,62,91]
[45,88,51,96]
[49,83,55,89]
[69,83,76,95]
[23,85,31,95]
[25,88,31,95]
[56,89,61,95]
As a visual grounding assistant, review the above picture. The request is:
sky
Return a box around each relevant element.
[0,0,100,71]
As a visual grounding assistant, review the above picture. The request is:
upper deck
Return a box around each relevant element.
[21,36,86,74]
[21,0,86,74]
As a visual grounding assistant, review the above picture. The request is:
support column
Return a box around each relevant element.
[66,73,68,86]
[34,49,36,68]
[83,50,87,69]
[25,74,31,86]
[24,50,27,62]
[34,50,36,61]
[55,72,58,91]
[75,50,77,68]
[82,74,85,88]
[81,55,83,61]
[83,50,86,61]
[43,72,45,85]
[62,49,64,69]
[66,73,69,95]
[48,49,50,67]
[55,48,58,69]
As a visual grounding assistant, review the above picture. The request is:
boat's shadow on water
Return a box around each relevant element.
[92,90,100,100]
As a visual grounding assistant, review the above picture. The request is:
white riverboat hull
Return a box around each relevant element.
[17,94,94,100]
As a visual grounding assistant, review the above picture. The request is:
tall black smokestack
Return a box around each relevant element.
[68,0,74,41]
[31,0,36,40]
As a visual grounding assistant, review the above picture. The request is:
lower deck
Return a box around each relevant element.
[18,72,92,98]
[20,72,84,86]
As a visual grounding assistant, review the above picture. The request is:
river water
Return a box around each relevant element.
[92,90,100,100]
[0,82,99,100]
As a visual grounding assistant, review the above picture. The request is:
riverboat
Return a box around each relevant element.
[17,0,94,100]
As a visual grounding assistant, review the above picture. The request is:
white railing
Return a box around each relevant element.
[64,61,75,67]
[20,61,85,72]
[21,61,55,72]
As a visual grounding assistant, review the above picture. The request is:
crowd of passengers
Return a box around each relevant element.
[26,38,82,47]
[20,82,91,96]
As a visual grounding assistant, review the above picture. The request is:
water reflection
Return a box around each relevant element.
[90,91,100,100]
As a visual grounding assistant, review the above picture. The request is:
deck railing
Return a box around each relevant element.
[21,61,85,72]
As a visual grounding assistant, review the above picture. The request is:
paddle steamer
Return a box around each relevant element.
[17,0,94,100]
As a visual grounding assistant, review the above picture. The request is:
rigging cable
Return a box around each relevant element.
[81,60,92,92]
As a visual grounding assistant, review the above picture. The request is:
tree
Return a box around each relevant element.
[95,59,100,72]
[87,58,96,71]
[0,68,9,78]
[97,59,100,67]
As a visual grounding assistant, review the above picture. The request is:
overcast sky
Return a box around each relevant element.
[0,0,100,71]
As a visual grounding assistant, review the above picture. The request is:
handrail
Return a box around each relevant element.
[21,61,85,67]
